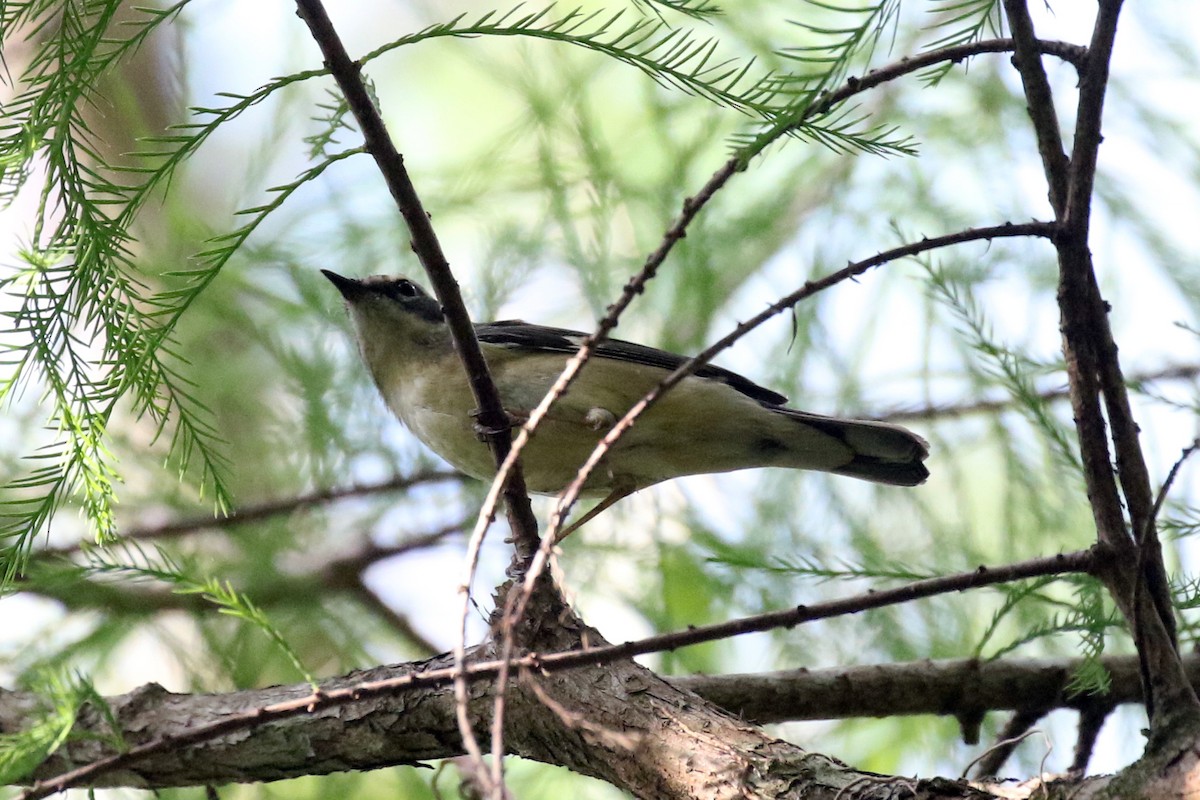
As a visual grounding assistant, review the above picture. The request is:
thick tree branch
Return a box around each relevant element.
[18,650,1200,794]
[12,549,1092,795]
[678,655,1162,724]
[16,633,1073,800]
[16,650,1186,795]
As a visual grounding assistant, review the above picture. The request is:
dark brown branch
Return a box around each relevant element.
[1064,0,1157,564]
[1002,0,1199,737]
[292,6,547,783]
[1000,1,1070,215]
[351,580,441,657]
[1150,441,1200,525]
[1003,0,1129,576]
[291,0,540,565]
[1070,701,1114,775]
[1063,2,1121,235]
[21,521,464,615]
[676,655,1163,724]
[1064,0,1189,730]
[580,553,1094,664]
[804,38,1085,125]
[39,471,460,557]
[30,483,460,654]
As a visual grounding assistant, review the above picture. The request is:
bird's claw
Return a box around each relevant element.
[470,408,527,441]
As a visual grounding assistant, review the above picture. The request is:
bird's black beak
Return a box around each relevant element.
[321,269,365,301]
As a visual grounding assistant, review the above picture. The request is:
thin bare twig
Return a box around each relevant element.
[521,668,641,751]
[1147,439,1200,537]
[964,727,1046,780]
[37,471,459,557]
[971,709,1047,778]
[877,364,1200,422]
[476,37,1086,775]
[509,222,1054,633]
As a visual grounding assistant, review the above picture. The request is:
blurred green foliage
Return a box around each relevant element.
[1,0,1198,795]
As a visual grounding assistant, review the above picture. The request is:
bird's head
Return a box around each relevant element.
[322,270,451,371]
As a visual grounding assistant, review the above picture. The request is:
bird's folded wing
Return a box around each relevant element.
[476,320,788,406]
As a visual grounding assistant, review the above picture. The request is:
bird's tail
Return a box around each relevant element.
[775,409,930,486]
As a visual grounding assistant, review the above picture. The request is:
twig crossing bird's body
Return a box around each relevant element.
[325,271,929,522]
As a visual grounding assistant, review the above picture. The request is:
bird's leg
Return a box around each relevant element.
[553,487,632,543]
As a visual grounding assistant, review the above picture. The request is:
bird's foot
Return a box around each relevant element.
[470,407,528,441]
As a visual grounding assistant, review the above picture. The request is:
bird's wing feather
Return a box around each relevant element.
[476,320,788,406]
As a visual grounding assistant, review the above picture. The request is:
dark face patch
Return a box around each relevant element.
[361,275,444,323]
[379,278,423,300]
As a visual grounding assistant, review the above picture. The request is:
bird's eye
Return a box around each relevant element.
[394,280,418,298]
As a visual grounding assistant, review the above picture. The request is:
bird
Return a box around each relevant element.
[324,270,928,534]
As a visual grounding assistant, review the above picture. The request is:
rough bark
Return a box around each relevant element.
[10,646,1200,797]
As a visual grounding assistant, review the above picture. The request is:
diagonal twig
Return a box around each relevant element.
[475,37,1089,782]
[502,223,1054,648]
[292,2,541,793]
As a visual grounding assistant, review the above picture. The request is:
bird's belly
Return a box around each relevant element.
[404,403,770,497]
[380,356,795,496]
[602,401,768,486]
[404,405,621,495]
